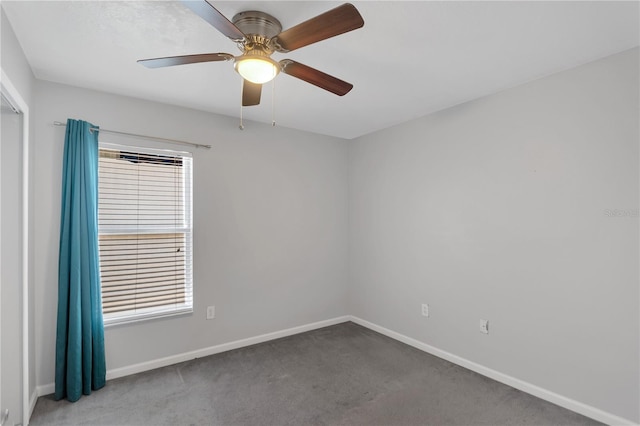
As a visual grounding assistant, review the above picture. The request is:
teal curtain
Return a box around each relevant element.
[55,119,106,402]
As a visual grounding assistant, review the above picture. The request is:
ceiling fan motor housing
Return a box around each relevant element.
[232,11,282,53]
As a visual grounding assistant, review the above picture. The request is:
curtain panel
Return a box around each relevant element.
[55,118,106,402]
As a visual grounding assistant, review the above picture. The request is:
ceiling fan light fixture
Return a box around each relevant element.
[234,56,280,84]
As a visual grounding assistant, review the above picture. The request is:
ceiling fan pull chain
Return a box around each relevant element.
[272,79,276,127]
[239,78,245,130]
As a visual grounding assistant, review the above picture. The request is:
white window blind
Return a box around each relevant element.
[98,146,193,325]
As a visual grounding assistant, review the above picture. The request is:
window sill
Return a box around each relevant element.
[103,307,193,328]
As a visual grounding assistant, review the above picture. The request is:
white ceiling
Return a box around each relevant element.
[3,1,639,139]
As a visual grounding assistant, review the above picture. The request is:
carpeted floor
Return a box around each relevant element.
[30,322,602,426]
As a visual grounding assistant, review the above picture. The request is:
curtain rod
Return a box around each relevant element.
[53,121,211,149]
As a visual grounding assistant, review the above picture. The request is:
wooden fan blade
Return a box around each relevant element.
[242,80,262,106]
[272,3,364,52]
[138,53,234,68]
[280,60,353,96]
[181,0,245,41]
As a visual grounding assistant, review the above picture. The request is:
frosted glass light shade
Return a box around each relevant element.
[235,57,280,84]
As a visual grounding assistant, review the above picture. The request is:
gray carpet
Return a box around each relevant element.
[30,322,602,426]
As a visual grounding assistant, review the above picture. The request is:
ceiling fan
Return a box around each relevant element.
[138,1,365,107]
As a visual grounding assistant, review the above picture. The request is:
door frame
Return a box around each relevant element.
[1,68,31,425]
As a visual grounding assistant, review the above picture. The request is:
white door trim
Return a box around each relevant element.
[0,68,31,425]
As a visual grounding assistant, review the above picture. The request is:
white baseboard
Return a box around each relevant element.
[34,315,637,426]
[36,316,351,399]
[29,388,38,419]
[35,383,54,399]
[349,315,637,426]
[29,389,37,412]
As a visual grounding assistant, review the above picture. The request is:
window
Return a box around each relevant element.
[97,145,193,325]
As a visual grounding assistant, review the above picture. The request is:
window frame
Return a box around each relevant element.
[97,142,194,326]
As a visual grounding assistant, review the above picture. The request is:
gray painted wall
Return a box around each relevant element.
[348,48,639,422]
[0,10,33,103]
[33,81,350,387]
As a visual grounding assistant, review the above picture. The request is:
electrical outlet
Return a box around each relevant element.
[206,305,215,320]
[421,303,429,317]
[480,319,489,334]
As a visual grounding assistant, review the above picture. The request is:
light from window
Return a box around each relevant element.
[97,145,193,325]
